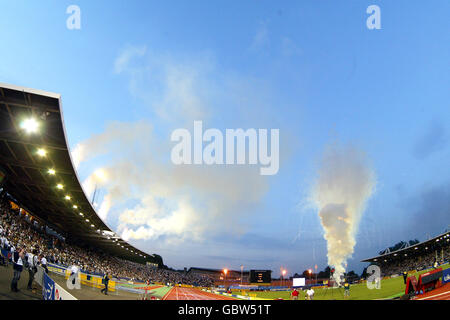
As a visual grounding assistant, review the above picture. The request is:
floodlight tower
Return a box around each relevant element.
[223,268,228,290]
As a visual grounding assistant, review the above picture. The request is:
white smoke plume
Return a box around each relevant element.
[311,142,376,284]
[72,120,269,246]
[69,46,282,267]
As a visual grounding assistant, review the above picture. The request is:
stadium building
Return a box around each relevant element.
[362,231,450,277]
[0,83,161,264]
[0,83,175,300]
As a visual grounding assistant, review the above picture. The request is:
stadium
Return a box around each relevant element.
[0,83,448,301]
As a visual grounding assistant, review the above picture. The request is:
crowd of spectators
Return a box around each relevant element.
[374,244,449,277]
[0,195,214,287]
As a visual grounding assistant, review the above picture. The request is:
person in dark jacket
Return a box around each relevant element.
[11,247,25,292]
[26,249,39,290]
[101,273,110,295]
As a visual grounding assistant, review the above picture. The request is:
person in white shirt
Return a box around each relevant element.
[306,288,315,300]
[0,236,6,265]
[40,256,48,274]
[69,264,80,286]
[9,244,15,263]
[11,247,24,292]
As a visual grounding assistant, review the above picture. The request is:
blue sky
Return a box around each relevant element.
[1,1,449,276]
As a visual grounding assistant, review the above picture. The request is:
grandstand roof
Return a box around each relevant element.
[361,230,450,263]
[0,83,159,264]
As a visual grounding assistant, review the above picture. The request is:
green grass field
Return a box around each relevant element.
[233,263,449,300]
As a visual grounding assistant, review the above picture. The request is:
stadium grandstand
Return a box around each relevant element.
[361,231,450,277]
[0,83,218,300]
[0,83,159,263]
[187,267,250,285]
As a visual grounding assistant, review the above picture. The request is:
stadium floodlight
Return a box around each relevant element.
[56,184,64,190]
[64,195,71,200]
[48,168,56,175]
[20,118,39,134]
[36,148,47,157]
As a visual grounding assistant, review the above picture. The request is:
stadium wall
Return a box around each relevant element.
[37,266,77,300]
[47,262,117,292]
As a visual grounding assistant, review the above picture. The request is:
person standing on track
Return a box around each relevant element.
[101,272,109,295]
[40,255,48,274]
[343,281,350,298]
[143,279,151,300]
[26,248,38,290]
[291,288,299,300]
[11,247,24,292]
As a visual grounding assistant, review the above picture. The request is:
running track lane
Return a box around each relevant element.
[163,287,237,300]
[415,283,450,300]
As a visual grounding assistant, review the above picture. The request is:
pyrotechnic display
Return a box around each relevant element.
[312,143,376,284]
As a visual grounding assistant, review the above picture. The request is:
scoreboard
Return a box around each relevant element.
[250,270,272,284]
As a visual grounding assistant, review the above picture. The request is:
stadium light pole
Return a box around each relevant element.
[282,269,287,287]
[223,269,228,291]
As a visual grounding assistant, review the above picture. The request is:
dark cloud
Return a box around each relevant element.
[402,181,450,238]
[412,119,447,159]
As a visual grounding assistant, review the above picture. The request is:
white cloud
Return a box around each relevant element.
[72,48,278,263]
[114,45,147,74]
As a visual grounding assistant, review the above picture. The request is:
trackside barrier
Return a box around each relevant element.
[47,263,116,292]
[35,265,44,286]
[443,268,450,284]
[40,266,77,300]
